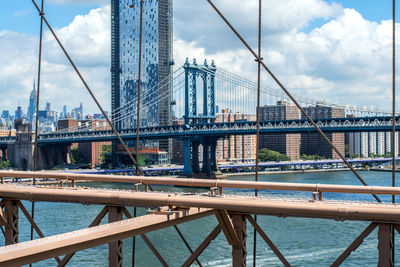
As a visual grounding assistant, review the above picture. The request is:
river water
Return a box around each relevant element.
[5,170,400,266]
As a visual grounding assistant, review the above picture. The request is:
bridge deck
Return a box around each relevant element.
[0,206,213,266]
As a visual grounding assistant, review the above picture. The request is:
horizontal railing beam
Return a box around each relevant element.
[1,185,400,222]
[1,170,400,196]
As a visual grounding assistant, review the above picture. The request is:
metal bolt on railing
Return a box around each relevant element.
[210,187,217,196]
[312,192,323,201]
[134,183,142,192]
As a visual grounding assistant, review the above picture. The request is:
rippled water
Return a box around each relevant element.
[4,170,400,266]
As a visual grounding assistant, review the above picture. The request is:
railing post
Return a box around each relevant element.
[378,223,393,267]
[108,206,123,267]
[231,214,246,267]
[4,199,19,245]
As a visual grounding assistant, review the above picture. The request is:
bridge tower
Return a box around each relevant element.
[182,58,218,177]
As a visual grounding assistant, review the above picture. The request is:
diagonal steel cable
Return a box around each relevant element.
[253,0,262,266]
[30,1,45,266]
[206,0,381,202]
[391,0,396,262]
[31,0,141,173]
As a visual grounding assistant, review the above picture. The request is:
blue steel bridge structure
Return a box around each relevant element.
[0,60,398,175]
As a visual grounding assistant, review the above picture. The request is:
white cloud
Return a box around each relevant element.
[0,6,110,115]
[174,5,400,112]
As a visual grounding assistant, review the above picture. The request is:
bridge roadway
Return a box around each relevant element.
[0,171,399,266]
[82,158,398,175]
[0,116,398,145]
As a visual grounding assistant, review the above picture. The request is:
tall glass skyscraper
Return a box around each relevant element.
[27,81,37,123]
[111,0,173,152]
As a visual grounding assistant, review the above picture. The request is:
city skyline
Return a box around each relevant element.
[0,0,399,115]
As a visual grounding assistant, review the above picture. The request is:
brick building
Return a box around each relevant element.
[259,101,301,160]
[301,104,345,159]
[78,117,112,167]
[56,117,112,167]
[216,109,256,163]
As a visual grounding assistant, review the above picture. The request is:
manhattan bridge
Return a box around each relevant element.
[0,58,398,175]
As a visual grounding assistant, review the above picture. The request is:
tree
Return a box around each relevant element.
[258,148,290,162]
[0,160,11,170]
[301,154,325,161]
[345,144,349,157]
[99,145,112,163]
[71,147,85,164]
[137,154,146,166]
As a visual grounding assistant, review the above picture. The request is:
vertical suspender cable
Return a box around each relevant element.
[133,1,144,266]
[392,0,396,264]
[31,2,44,266]
[253,0,262,266]
[135,0,143,175]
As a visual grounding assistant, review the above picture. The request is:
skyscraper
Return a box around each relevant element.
[111,0,173,153]
[27,81,37,123]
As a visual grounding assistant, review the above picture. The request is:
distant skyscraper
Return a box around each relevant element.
[45,102,51,116]
[111,0,173,152]
[71,103,83,120]
[15,106,23,120]
[63,105,67,118]
[2,110,9,120]
[27,80,37,123]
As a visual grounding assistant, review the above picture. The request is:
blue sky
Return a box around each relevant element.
[1,2,100,34]
[0,0,399,114]
[1,1,398,35]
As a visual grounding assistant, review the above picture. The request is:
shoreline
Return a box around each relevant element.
[2,167,366,185]
[225,167,362,176]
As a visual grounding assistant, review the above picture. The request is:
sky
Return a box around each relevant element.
[0,0,399,115]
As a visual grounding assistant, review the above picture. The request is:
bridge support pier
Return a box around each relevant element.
[108,206,123,267]
[192,141,200,174]
[4,200,19,245]
[232,214,246,267]
[201,138,218,175]
[378,224,393,267]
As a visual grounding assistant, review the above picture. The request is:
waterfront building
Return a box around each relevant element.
[27,81,37,123]
[171,119,185,164]
[349,131,399,158]
[259,101,301,160]
[301,104,345,159]
[111,0,173,154]
[78,117,112,167]
[216,109,256,163]
[377,132,386,155]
